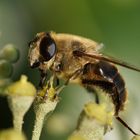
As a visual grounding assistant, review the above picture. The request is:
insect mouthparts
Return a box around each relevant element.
[30,61,40,68]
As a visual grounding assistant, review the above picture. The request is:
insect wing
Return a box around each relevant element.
[73,50,140,72]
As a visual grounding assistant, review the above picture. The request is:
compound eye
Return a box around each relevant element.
[39,36,56,61]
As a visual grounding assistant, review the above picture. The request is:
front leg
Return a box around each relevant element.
[39,69,47,88]
[53,68,84,94]
[65,69,83,85]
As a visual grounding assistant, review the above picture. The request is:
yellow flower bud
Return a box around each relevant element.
[0,129,26,140]
[6,75,36,96]
[84,102,113,126]
[68,134,86,140]
[0,44,19,63]
[132,136,140,140]
[5,75,36,131]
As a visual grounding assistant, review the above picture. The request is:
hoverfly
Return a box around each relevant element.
[28,31,140,135]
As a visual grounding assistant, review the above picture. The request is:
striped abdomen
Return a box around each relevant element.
[82,61,127,116]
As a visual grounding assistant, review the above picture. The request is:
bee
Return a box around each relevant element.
[28,31,140,135]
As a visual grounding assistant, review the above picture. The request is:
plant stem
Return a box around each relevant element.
[8,96,34,132]
[32,97,58,140]
[13,114,23,132]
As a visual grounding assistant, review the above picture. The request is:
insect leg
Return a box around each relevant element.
[116,116,139,135]
[39,69,47,88]
[85,86,100,104]
[65,69,83,85]
[54,69,84,96]
[56,78,60,87]
[94,91,99,104]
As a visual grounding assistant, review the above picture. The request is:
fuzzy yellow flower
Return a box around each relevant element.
[0,129,26,140]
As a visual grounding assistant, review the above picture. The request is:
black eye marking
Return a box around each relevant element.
[39,35,56,61]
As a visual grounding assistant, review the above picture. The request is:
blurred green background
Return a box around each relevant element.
[1,0,140,140]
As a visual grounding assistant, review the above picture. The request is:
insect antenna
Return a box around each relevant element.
[116,116,139,135]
